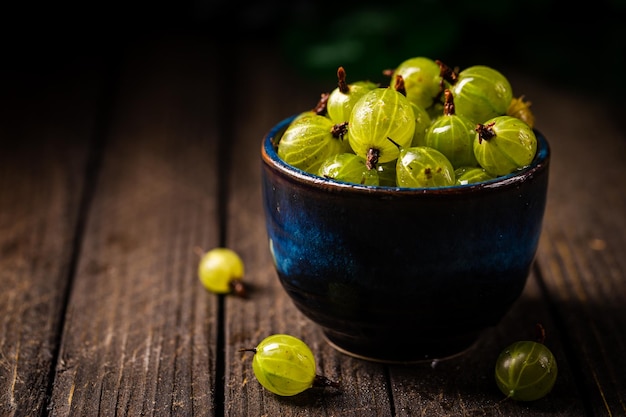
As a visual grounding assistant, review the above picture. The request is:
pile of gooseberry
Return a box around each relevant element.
[276,57,538,188]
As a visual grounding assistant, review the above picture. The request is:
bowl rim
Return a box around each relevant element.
[261,114,550,196]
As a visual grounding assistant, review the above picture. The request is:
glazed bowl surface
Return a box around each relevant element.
[261,115,550,363]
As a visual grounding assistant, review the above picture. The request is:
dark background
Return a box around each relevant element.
[1,0,624,102]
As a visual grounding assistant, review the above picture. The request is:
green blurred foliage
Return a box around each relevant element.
[275,0,625,100]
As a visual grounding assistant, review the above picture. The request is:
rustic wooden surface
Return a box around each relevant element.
[1,31,625,417]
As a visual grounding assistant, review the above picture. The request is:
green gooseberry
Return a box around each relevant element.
[495,340,558,401]
[425,89,478,169]
[454,166,495,185]
[395,143,455,188]
[198,247,246,296]
[391,56,442,110]
[473,115,537,177]
[278,114,348,174]
[449,65,513,124]
[327,66,377,125]
[349,87,416,169]
[410,102,432,147]
[240,334,340,397]
[317,153,379,186]
[376,159,398,187]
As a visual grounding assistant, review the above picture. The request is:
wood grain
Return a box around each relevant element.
[1,33,624,417]
[47,35,221,416]
[0,63,103,416]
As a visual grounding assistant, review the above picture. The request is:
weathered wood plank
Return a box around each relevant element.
[0,65,103,416]
[48,33,222,416]
[223,42,395,416]
[519,76,626,417]
[5,32,622,417]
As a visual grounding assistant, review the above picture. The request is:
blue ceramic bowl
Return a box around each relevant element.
[261,115,550,363]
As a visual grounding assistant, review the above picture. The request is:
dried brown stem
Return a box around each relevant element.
[475,122,497,144]
[331,122,349,140]
[337,66,349,94]
[313,374,341,390]
[443,89,455,116]
[229,279,247,298]
[436,59,458,85]
[535,323,547,344]
[394,75,407,96]
[366,148,380,170]
[312,92,329,115]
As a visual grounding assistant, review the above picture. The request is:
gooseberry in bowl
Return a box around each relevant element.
[260,59,550,363]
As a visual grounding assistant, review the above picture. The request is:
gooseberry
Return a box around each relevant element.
[393,139,456,188]
[327,66,377,125]
[390,56,443,110]
[445,63,513,124]
[317,153,379,186]
[240,334,340,396]
[277,114,349,174]
[474,115,537,176]
[349,86,416,169]
[425,89,477,168]
[198,247,246,297]
[495,340,558,401]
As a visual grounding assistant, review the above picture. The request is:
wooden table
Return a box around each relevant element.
[1,32,625,417]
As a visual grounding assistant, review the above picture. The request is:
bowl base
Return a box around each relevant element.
[322,329,482,364]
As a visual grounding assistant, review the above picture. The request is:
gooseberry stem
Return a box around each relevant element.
[436,59,458,85]
[435,60,458,104]
[393,74,407,96]
[331,122,349,141]
[387,137,401,149]
[313,374,341,390]
[312,92,329,115]
[337,66,349,94]
[475,122,496,144]
[366,148,380,170]
[229,279,247,298]
[443,89,455,116]
[535,323,546,344]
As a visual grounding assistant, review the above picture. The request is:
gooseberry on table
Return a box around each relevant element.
[240,334,340,396]
[197,247,246,297]
[494,324,558,401]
